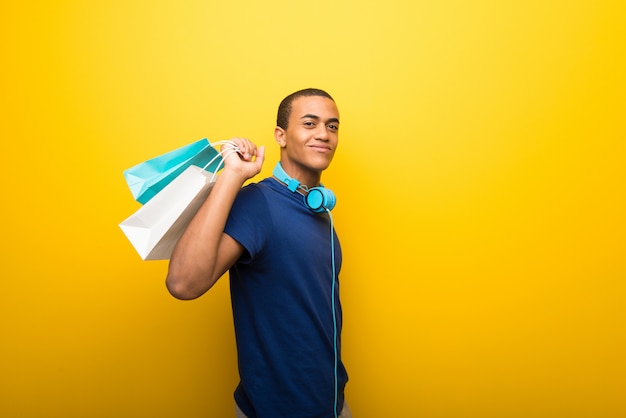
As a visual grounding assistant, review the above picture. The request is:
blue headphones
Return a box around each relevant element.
[273,162,336,213]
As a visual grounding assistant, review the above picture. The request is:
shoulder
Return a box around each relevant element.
[233,178,276,207]
[225,178,279,262]
[228,177,286,225]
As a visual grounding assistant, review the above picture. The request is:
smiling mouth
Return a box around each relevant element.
[308,144,332,151]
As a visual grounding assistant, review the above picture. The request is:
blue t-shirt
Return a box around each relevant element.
[224,177,348,418]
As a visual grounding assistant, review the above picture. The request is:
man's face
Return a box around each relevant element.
[276,95,340,174]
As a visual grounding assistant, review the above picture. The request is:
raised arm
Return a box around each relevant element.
[165,138,265,300]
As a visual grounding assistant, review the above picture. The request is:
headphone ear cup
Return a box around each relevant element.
[305,187,336,213]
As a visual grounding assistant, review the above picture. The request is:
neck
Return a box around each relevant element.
[276,160,321,189]
[273,161,322,193]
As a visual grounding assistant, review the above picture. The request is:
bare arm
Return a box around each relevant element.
[165,138,265,300]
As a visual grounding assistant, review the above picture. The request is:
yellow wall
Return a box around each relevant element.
[2,1,624,417]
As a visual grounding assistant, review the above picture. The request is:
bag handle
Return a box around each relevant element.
[202,140,242,183]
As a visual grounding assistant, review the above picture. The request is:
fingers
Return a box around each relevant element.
[219,139,265,180]
[222,137,259,161]
[221,138,265,176]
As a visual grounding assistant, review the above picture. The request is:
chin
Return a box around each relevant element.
[310,159,333,173]
[286,153,334,173]
[311,153,335,169]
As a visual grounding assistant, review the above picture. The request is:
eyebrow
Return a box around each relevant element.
[300,114,340,124]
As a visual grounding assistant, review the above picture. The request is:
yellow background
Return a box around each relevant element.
[2,1,625,417]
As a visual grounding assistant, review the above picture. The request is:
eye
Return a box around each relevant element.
[328,124,339,131]
[304,121,315,127]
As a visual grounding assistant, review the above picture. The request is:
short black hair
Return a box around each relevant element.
[277,88,335,129]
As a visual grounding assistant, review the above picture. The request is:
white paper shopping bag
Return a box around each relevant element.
[119,165,216,260]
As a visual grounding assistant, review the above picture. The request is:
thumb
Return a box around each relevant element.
[255,145,266,169]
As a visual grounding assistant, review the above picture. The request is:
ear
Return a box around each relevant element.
[274,126,287,148]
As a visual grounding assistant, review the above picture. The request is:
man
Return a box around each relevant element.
[166,88,350,418]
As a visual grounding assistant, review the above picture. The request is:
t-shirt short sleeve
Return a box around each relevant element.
[224,184,272,264]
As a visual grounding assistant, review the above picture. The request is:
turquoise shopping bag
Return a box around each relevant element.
[124,138,222,204]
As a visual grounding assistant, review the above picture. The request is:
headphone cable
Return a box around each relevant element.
[326,208,339,418]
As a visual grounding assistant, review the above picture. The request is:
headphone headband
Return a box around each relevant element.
[272,162,336,212]
[273,161,301,192]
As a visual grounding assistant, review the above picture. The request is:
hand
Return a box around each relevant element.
[221,137,265,181]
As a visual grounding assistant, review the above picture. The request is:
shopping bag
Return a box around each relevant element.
[119,165,216,260]
[124,138,222,204]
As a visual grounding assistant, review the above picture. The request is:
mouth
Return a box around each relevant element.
[307,144,332,152]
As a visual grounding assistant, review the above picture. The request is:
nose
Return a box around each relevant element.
[315,126,329,141]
